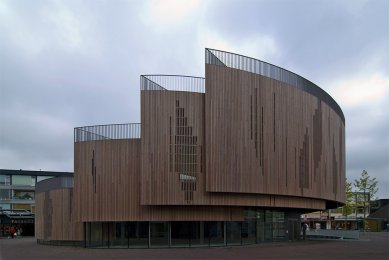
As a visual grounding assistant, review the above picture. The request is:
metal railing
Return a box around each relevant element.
[74,123,141,142]
[141,75,205,93]
[206,48,345,123]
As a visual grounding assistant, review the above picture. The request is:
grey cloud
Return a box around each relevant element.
[205,0,389,80]
[344,105,389,198]
[0,0,388,199]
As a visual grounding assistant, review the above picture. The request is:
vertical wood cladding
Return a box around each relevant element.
[139,89,326,210]
[73,64,345,220]
[141,91,204,206]
[43,192,52,238]
[74,138,246,221]
[74,139,145,222]
[74,140,328,219]
[299,129,310,190]
[313,100,323,181]
[172,99,200,202]
[205,64,345,204]
[35,189,83,242]
[339,126,344,195]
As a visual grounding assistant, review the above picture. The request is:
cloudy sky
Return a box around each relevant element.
[0,0,388,198]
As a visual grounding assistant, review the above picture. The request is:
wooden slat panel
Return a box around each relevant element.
[73,127,327,223]
[35,189,83,241]
[138,86,330,210]
[72,63,345,222]
[205,64,345,204]
[141,91,205,206]
[74,139,145,222]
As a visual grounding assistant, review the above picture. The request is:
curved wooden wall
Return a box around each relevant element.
[205,64,345,204]
[35,188,83,242]
[72,57,345,223]
[74,139,244,222]
[139,90,329,210]
[74,139,143,222]
[73,136,326,223]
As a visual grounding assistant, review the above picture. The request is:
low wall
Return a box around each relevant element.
[307,229,360,239]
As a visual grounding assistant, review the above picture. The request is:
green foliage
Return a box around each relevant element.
[354,170,379,220]
[342,178,354,216]
[337,171,379,221]
[354,170,378,200]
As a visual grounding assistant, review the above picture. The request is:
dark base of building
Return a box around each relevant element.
[83,210,302,249]
[37,239,84,247]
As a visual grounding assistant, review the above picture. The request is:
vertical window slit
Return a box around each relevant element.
[261,107,264,170]
[273,92,276,153]
[250,95,253,140]
[285,137,288,187]
[254,88,258,158]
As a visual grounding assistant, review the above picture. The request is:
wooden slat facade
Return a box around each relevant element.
[71,60,345,222]
[138,80,340,209]
[73,139,245,221]
[74,139,144,222]
[205,64,345,204]
[35,51,347,248]
[141,91,205,206]
[35,188,83,242]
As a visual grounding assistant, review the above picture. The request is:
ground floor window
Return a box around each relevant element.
[84,209,293,248]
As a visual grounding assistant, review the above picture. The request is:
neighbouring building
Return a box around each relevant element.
[35,48,346,248]
[367,199,389,231]
[0,169,73,237]
[302,199,389,232]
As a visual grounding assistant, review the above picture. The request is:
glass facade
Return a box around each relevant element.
[12,204,31,210]
[0,203,11,210]
[0,189,11,200]
[128,222,148,248]
[0,173,68,212]
[13,190,34,200]
[12,175,35,186]
[1,174,36,211]
[84,209,290,248]
[150,222,169,247]
[0,175,11,185]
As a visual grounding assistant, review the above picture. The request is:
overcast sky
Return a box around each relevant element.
[0,0,388,198]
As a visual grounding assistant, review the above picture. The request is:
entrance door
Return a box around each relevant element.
[287,219,300,240]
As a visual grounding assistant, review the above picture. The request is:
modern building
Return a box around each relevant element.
[0,169,73,236]
[367,199,389,231]
[324,198,389,231]
[35,48,345,248]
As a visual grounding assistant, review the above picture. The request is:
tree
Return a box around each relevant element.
[342,178,354,217]
[354,170,378,219]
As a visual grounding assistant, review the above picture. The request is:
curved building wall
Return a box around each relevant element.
[140,88,329,210]
[74,139,243,222]
[35,177,83,245]
[205,63,345,205]
[74,139,143,222]
[38,48,346,248]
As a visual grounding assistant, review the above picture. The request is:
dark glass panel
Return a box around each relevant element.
[128,222,148,248]
[150,222,169,248]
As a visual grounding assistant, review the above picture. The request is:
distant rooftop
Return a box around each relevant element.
[0,169,73,177]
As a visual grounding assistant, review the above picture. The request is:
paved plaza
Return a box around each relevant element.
[1,232,388,260]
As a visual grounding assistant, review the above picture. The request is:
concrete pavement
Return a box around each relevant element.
[0,232,388,260]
